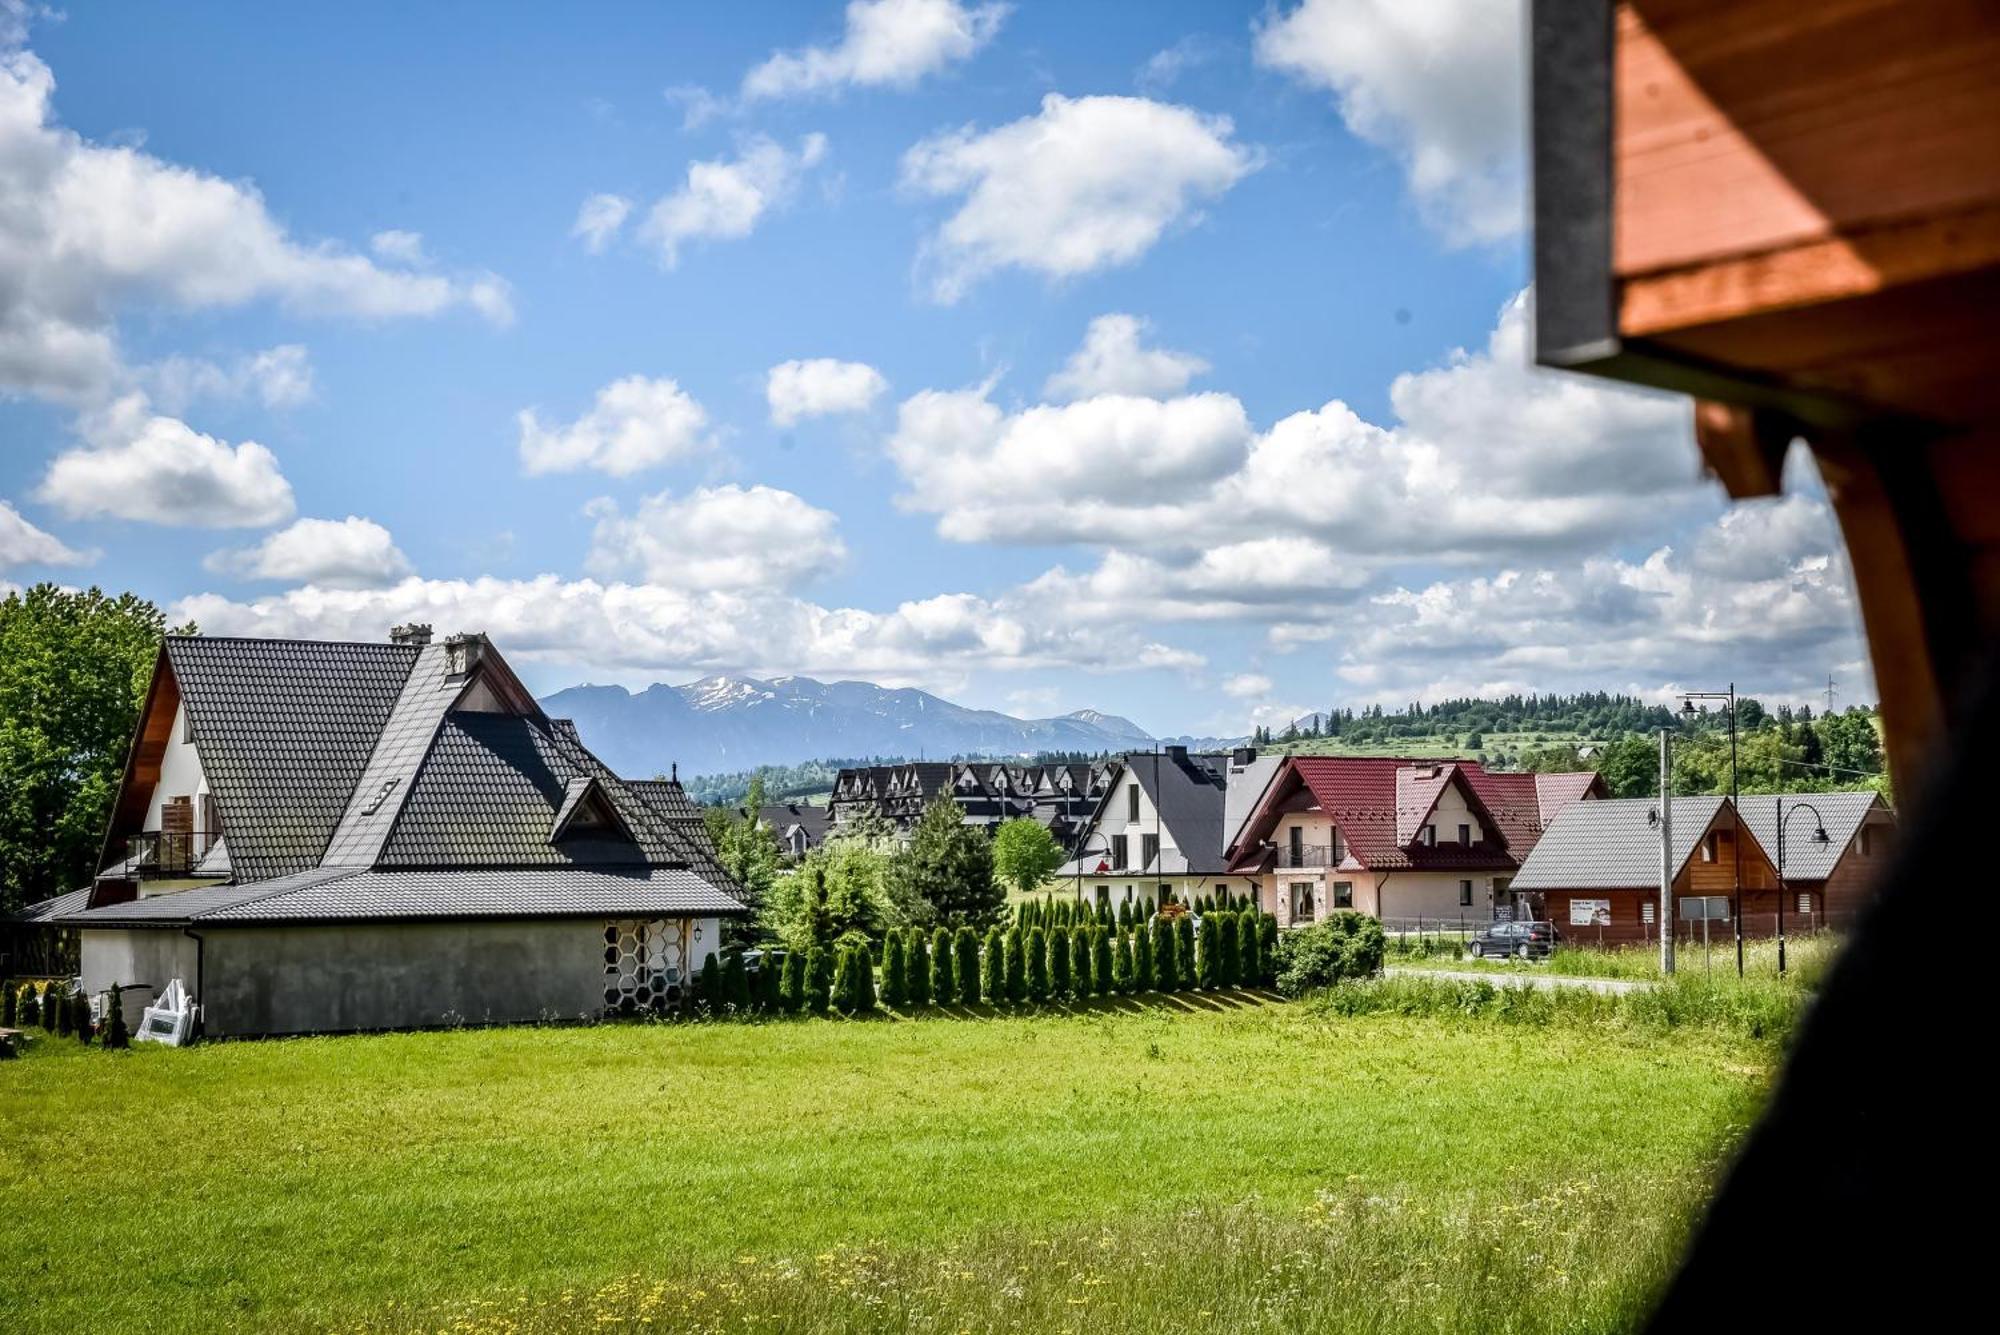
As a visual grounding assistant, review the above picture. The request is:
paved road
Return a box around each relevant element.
[1384,966,1656,995]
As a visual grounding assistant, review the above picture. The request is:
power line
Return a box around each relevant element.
[1777,756,1883,780]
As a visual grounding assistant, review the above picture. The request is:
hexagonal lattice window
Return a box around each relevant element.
[604,918,690,1014]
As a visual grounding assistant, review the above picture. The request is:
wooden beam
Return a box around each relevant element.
[1693,400,1794,497]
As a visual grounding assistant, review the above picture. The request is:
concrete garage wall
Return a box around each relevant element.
[200,920,608,1037]
[79,928,197,1028]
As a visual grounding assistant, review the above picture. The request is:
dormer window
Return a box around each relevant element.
[1128,785,1140,822]
[1423,825,1436,847]
[1458,823,1472,845]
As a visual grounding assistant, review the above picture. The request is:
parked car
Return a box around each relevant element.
[1466,921,1561,961]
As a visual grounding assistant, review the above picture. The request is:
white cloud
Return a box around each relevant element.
[886,293,1697,560]
[744,0,1007,100]
[571,194,633,254]
[37,400,296,527]
[634,133,828,268]
[0,498,88,568]
[369,229,428,265]
[587,484,846,592]
[1137,36,1220,96]
[0,49,510,403]
[1043,313,1207,400]
[170,574,1205,688]
[204,515,411,589]
[767,358,888,427]
[1222,672,1273,699]
[901,93,1258,301]
[1254,0,1525,246]
[143,344,314,413]
[516,375,713,477]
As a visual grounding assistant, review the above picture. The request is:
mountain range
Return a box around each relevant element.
[540,674,1231,780]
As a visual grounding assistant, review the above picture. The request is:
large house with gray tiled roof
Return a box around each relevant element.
[45,625,743,1037]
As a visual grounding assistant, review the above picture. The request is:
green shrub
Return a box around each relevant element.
[1110,930,1132,993]
[1092,928,1114,996]
[1237,910,1259,986]
[1116,899,1132,930]
[1217,913,1241,988]
[696,954,724,1011]
[1273,912,1387,996]
[723,951,751,1011]
[1004,928,1027,1002]
[982,927,1005,1003]
[882,933,907,1008]
[54,984,72,1037]
[1258,913,1279,986]
[1026,927,1051,1002]
[853,944,878,1012]
[779,949,805,1013]
[105,984,129,1050]
[755,952,782,1013]
[906,929,931,1006]
[1148,917,1171,992]
[1174,915,1197,990]
[1049,923,1072,998]
[1068,926,1091,996]
[40,983,57,1033]
[71,991,91,1045]
[930,927,955,1004]
[955,926,982,1005]
[804,945,833,1014]
[1196,917,1222,990]
[831,946,858,1014]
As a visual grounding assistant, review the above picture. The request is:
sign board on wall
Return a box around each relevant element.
[1568,898,1611,927]
[1678,895,1731,922]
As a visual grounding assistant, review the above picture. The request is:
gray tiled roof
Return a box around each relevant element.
[1130,752,1234,876]
[54,867,743,925]
[166,636,418,882]
[320,644,457,867]
[625,780,733,887]
[1511,796,1725,891]
[1734,792,1888,881]
[11,887,92,923]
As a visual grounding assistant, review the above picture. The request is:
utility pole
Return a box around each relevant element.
[1825,672,1837,715]
[1659,728,1674,975]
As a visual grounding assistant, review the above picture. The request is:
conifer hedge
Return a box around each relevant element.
[1004,928,1027,1002]
[1174,914,1198,990]
[1069,926,1092,996]
[1135,924,1155,992]
[1238,912,1260,987]
[830,947,857,1014]
[955,926,981,1005]
[882,933,907,1007]
[1048,924,1072,997]
[853,944,878,1012]
[928,927,953,1003]
[1093,929,1114,996]
[804,945,833,1014]
[723,951,752,1010]
[906,929,931,1006]
[1027,927,1051,1001]
[1258,913,1280,986]
[981,926,1005,1003]
[780,949,805,1012]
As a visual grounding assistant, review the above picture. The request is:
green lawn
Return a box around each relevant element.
[0,993,1775,1333]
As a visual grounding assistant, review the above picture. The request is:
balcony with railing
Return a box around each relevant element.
[1276,843,1342,869]
[121,830,225,879]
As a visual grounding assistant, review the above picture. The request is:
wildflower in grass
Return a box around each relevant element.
[1093,928,1115,996]
[1004,928,1027,1003]
[1070,926,1092,996]
[1027,927,1051,1001]
[1049,923,1072,998]
[955,926,982,1004]
[883,933,908,1008]
[779,948,805,1013]
[804,945,832,1014]
[931,927,955,1003]
[982,926,1005,1002]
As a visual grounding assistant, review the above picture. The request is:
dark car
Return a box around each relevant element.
[1466,920,1561,961]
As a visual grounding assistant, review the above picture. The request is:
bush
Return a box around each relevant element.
[696,954,724,1011]
[956,926,982,1005]
[852,944,878,1012]
[1147,917,1171,992]
[1026,927,1051,1002]
[1069,926,1092,996]
[1092,928,1114,996]
[1004,928,1027,1003]
[1174,915,1198,990]
[882,933,908,1008]
[71,991,91,1044]
[1196,917,1222,990]
[982,927,1005,1003]
[906,929,931,1006]
[831,946,858,1014]
[1221,913,1245,988]
[1110,931,1133,993]
[105,984,129,1050]
[930,927,955,1004]
[54,984,72,1037]
[779,949,805,1013]
[1258,913,1279,986]
[723,951,752,1011]
[40,983,58,1033]
[1273,913,1388,996]
[1048,923,1072,998]
[756,952,782,1013]
[804,945,833,1014]
[1237,911,1259,986]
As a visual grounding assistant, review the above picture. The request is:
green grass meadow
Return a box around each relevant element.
[1,987,1786,1333]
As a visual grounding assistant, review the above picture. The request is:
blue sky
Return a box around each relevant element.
[1,1,1870,737]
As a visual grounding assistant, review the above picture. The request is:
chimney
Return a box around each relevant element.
[442,632,486,677]
[1231,746,1257,767]
[1166,744,1189,764]
[390,622,432,647]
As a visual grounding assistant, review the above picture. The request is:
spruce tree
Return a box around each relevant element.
[780,949,805,1013]
[1049,923,1072,997]
[1214,913,1239,988]
[1174,915,1197,990]
[105,985,130,1049]
[1004,928,1027,1002]
[831,946,858,1014]
[854,944,878,1012]
[1149,916,1174,992]
[805,944,833,1014]
[724,951,752,1011]
[883,933,908,1008]
[982,926,1005,1003]
[1093,927,1114,996]
[930,927,955,1004]
[956,926,982,1005]
[1135,926,1156,992]
[1112,930,1133,993]
[908,929,932,1006]
[1027,926,1051,1001]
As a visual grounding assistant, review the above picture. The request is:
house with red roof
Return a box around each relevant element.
[1225,756,1604,927]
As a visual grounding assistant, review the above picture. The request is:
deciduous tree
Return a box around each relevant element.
[992,818,1065,897]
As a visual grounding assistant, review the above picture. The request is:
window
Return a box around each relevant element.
[1288,826,1303,864]
[1423,825,1437,847]
[1798,892,1814,915]
[1642,900,1656,925]
[1331,827,1343,861]
[1702,832,1718,862]
[1858,827,1873,857]
[1333,881,1353,909]
[1127,784,1140,822]
[1140,833,1159,869]
[1458,823,1472,845]
[1094,884,1109,902]
[1111,834,1128,869]
[1290,882,1316,922]
[1458,879,1473,907]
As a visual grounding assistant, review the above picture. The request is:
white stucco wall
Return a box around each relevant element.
[143,701,211,831]
[78,928,197,1028]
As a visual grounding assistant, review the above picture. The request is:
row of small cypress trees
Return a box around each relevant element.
[3,980,127,1048]
[676,908,1281,1020]
[1015,887,1259,934]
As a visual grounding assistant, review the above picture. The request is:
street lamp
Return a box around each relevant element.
[1680,684,1742,977]
[1071,829,1113,907]
[1774,798,1829,976]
